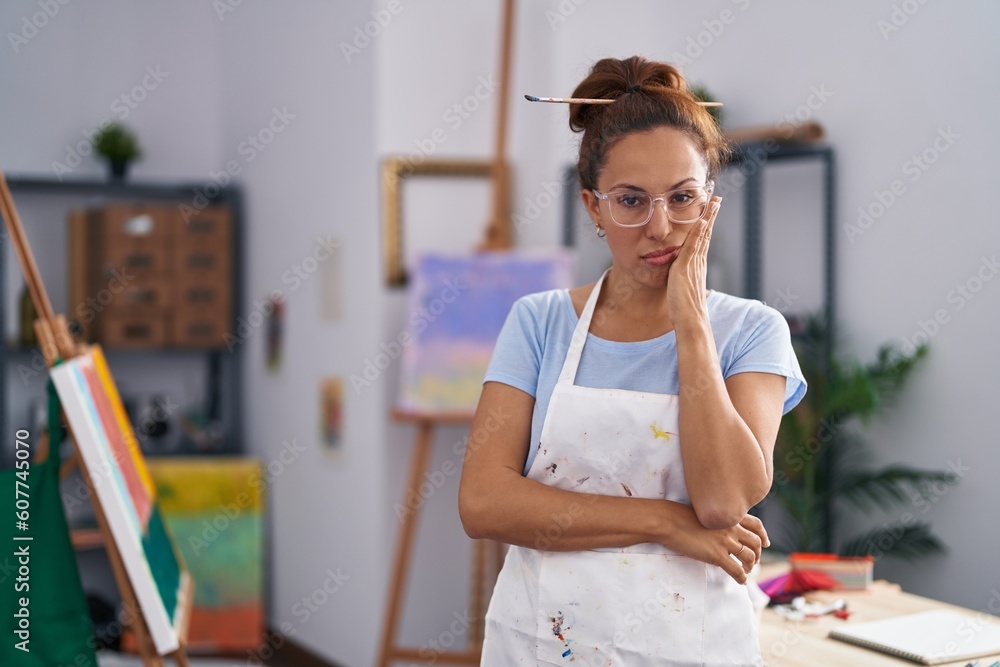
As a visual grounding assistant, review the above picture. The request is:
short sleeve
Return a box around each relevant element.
[726,304,807,414]
[482,297,543,397]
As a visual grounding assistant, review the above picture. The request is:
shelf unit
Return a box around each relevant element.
[722,141,838,545]
[0,175,244,456]
[728,141,837,344]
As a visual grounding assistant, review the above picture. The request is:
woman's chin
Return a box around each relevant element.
[625,263,670,288]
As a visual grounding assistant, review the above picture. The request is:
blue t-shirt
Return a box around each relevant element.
[483,288,807,475]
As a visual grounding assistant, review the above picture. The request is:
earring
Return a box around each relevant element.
[596,225,606,238]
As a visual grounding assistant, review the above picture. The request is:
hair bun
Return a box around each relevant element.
[567,55,729,191]
[568,56,689,132]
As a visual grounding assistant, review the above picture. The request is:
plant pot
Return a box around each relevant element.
[108,158,130,181]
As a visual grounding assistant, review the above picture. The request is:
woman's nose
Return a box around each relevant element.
[645,200,674,238]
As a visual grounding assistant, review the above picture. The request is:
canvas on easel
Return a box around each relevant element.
[398,250,573,414]
[50,347,191,655]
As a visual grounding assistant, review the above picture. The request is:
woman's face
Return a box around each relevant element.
[582,125,710,289]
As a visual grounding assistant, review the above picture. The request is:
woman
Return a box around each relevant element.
[458,56,807,666]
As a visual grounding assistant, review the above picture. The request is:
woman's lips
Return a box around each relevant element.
[641,246,681,266]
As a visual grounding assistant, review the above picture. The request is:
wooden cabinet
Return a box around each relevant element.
[69,203,233,348]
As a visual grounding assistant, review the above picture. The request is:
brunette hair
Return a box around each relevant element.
[569,56,729,191]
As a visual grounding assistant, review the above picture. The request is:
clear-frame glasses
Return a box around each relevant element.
[592,181,715,227]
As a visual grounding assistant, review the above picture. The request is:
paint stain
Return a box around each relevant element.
[549,612,575,660]
[650,421,677,441]
[674,592,685,612]
[620,482,632,497]
[575,476,590,486]
[546,462,558,474]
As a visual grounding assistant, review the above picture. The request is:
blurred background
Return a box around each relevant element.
[1,1,998,666]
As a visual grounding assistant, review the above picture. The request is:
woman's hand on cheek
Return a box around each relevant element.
[666,196,721,329]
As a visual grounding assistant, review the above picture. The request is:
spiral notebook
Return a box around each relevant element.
[828,609,1000,664]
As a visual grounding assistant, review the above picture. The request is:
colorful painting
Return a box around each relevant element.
[50,346,188,655]
[266,294,285,373]
[398,250,573,413]
[147,458,264,652]
[84,347,154,526]
[321,377,343,449]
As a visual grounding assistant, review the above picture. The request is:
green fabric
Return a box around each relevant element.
[0,378,97,666]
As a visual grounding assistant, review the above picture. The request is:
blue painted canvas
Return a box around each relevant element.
[399,250,573,413]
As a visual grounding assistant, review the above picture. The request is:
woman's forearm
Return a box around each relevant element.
[460,468,689,551]
[675,317,770,529]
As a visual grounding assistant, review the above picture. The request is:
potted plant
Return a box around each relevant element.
[767,314,958,561]
[92,122,141,180]
[690,84,724,128]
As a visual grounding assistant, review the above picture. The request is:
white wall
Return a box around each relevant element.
[214,4,385,667]
[3,2,999,666]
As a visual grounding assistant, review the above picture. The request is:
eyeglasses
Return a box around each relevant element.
[592,181,715,227]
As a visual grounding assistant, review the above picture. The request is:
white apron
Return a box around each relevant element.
[481,269,762,666]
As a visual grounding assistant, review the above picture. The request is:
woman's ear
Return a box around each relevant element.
[580,189,602,225]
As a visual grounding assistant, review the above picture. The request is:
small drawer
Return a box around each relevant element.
[171,308,231,348]
[100,244,171,278]
[96,313,169,348]
[176,206,230,253]
[175,282,229,310]
[106,281,174,312]
[173,248,230,277]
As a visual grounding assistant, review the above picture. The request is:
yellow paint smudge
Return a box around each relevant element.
[650,421,676,441]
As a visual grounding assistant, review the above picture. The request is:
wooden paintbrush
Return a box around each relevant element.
[525,94,722,107]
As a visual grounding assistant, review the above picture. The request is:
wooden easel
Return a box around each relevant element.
[0,170,194,667]
[376,410,506,666]
[376,1,516,664]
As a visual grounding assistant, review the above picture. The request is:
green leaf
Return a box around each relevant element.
[769,311,943,556]
[839,521,947,561]
[92,122,142,161]
[835,466,957,512]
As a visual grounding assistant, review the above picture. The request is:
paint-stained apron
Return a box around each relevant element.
[480,268,762,666]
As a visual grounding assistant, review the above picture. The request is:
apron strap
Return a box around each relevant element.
[557,268,610,385]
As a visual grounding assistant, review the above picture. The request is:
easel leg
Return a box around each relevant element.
[469,540,488,650]
[376,421,435,667]
[469,539,506,651]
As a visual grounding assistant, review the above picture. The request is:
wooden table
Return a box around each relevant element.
[757,562,1000,666]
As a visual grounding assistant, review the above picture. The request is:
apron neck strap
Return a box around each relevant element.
[557,268,610,385]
